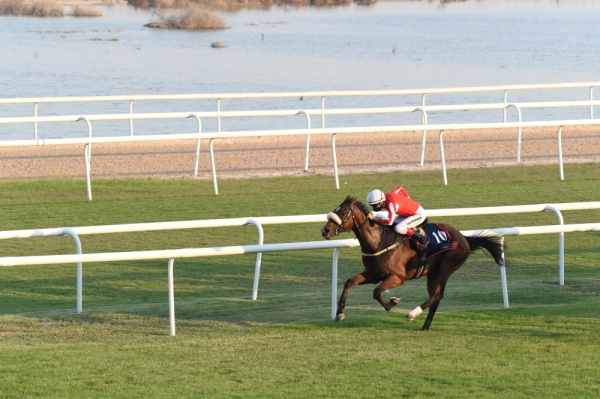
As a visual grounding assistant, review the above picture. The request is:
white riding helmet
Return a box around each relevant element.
[366,189,386,205]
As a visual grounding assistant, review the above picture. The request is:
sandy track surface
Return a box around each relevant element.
[1,126,598,181]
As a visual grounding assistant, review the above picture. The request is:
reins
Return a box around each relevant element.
[327,202,406,257]
[361,238,407,257]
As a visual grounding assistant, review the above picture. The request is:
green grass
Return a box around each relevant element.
[1,163,599,398]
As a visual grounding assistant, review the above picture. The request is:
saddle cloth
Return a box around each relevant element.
[421,223,454,257]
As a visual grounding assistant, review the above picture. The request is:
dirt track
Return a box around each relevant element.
[1,126,599,180]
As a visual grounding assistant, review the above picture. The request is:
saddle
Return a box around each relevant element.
[412,223,454,274]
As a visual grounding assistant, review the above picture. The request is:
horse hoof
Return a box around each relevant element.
[405,306,423,321]
[335,313,345,322]
[390,297,401,304]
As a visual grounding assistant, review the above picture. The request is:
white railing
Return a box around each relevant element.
[1,223,599,336]
[1,82,598,136]
[0,214,329,312]
[1,99,599,140]
[1,116,599,200]
[1,202,599,335]
[2,98,599,164]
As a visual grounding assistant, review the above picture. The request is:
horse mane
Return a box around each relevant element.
[355,200,371,216]
[344,195,375,217]
[344,195,394,232]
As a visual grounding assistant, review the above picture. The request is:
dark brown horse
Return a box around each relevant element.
[321,196,504,330]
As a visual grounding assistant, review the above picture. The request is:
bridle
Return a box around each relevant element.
[325,201,407,257]
[325,203,368,236]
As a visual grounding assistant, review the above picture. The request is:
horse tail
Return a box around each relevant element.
[464,233,505,266]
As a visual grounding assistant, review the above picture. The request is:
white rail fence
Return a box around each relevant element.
[1,99,599,141]
[1,202,599,335]
[1,82,598,137]
[2,98,599,160]
[1,116,599,200]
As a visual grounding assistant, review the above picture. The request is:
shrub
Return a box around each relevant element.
[28,1,63,16]
[0,0,25,15]
[69,6,103,17]
[194,0,276,11]
[128,0,367,12]
[148,5,227,30]
[129,0,191,9]
[0,0,64,16]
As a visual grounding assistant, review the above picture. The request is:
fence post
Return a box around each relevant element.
[557,126,564,180]
[332,248,340,319]
[503,89,509,122]
[505,103,523,162]
[168,258,176,336]
[62,228,84,313]
[320,96,326,128]
[498,236,509,308]
[188,113,202,176]
[78,116,94,201]
[544,205,565,285]
[129,100,134,136]
[216,98,222,133]
[33,102,39,139]
[208,138,219,195]
[330,133,340,190]
[296,110,311,171]
[245,219,264,301]
[439,130,448,185]
[413,106,428,166]
[589,86,595,119]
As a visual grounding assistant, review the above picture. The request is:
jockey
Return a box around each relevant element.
[366,185,429,246]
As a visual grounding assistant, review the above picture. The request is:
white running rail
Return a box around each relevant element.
[1,202,599,335]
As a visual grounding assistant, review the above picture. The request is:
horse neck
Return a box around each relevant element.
[351,211,385,252]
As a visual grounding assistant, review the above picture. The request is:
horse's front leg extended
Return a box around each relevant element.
[373,275,403,311]
[336,272,373,322]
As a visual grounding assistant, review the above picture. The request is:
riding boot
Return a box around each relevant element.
[411,229,430,247]
[411,229,429,265]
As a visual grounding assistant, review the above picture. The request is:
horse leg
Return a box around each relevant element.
[406,273,444,325]
[373,275,404,312]
[407,254,466,329]
[336,272,377,321]
[420,280,448,331]
[403,264,433,321]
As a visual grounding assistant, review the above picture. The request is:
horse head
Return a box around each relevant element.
[321,196,367,239]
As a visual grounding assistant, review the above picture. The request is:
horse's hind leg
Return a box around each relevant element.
[407,253,467,329]
[420,280,448,331]
[406,274,447,328]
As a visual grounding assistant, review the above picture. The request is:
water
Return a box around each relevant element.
[1,0,600,138]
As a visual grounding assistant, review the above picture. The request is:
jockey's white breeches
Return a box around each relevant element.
[393,206,426,235]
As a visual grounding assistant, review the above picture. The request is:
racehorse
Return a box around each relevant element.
[321,195,505,330]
